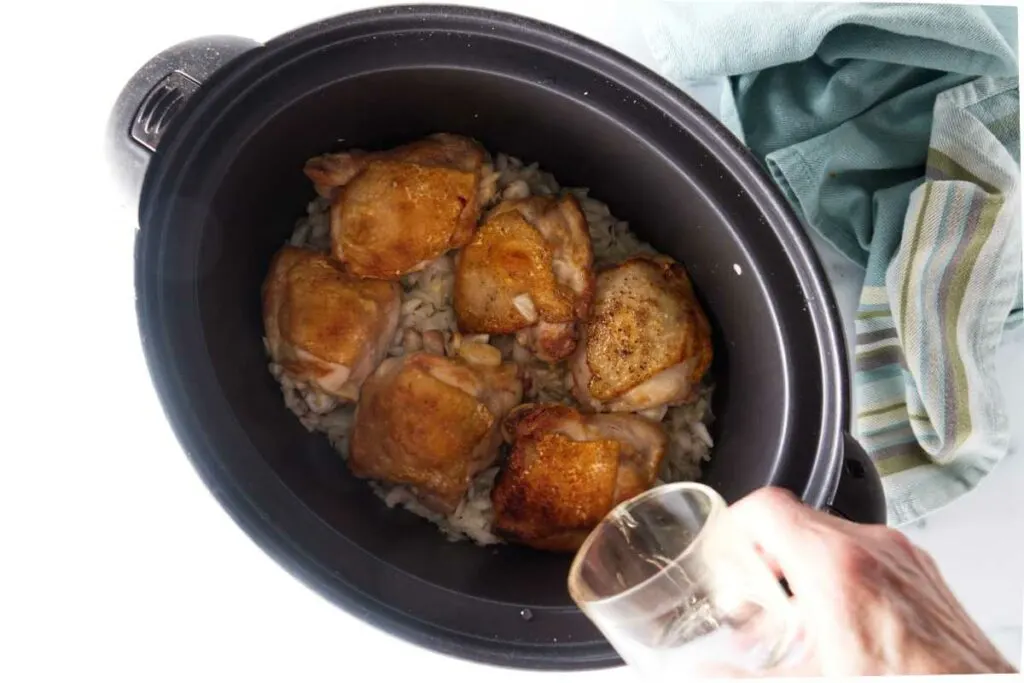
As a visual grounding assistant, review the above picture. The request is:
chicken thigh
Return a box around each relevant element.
[262,246,401,402]
[491,403,668,552]
[570,255,712,414]
[453,195,594,362]
[349,351,523,514]
[304,133,497,280]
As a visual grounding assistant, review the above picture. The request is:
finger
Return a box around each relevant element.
[725,488,848,607]
[694,662,759,678]
[693,619,817,679]
[693,662,750,678]
[760,658,821,678]
[695,657,819,679]
[727,487,881,659]
[745,542,795,600]
[762,626,820,677]
[752,541,783,579]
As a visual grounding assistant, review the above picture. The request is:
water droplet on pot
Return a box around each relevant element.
[520,608,533,621]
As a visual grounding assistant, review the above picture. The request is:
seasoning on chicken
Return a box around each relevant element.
[303,133,497,280]
[349,351,523,514]
[570,255,712,413]
[453,195,594,362]
[262,246,401,403]
[491,403,668,552]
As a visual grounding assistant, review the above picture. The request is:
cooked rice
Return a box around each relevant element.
[266,152,715,545]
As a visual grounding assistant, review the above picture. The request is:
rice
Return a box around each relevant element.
[267,152,716,545]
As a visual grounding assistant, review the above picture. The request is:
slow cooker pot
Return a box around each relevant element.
[107,5,886,671]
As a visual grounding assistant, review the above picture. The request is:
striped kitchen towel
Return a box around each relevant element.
[856,77,1021,525]
[642,2,1022,525]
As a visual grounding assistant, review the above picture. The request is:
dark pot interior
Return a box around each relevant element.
[130,6,850,669]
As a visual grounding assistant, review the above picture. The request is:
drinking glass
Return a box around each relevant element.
[568,482,803,680]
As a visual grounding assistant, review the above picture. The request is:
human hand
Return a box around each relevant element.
[722,487,1016,676]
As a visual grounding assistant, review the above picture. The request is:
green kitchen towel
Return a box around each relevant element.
[641,2,1022,526]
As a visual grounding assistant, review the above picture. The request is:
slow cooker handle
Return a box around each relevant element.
[826,433,887,525]
[106,35,261,211]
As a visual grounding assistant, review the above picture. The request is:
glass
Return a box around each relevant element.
[568,482,803,680]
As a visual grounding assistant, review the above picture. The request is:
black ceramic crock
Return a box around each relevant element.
[107,4,886,671]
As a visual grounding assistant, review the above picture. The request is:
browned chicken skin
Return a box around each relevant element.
[262,246,401,402]
[491,403,668,552]
[303,134,497,280]
[349,351,523,514]
[570,255,712,414]
[453,195,594,362]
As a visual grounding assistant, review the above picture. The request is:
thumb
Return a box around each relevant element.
[695,656,819,679]
[693,620,818,679]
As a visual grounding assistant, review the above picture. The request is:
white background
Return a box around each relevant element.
[0,1,1021,681]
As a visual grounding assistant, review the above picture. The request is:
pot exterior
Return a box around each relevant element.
[113,5,884,670]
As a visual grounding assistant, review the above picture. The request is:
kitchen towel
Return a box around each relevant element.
[641,2,1022,525]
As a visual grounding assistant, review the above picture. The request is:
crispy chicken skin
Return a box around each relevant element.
[453,195,594,362]
[349,351,523,514]
[303,133,497,280]
[570,255,712,413]
[491,403,668,552]
[262,246,401,402]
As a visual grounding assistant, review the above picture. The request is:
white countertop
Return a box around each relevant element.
[5,1,1020,680]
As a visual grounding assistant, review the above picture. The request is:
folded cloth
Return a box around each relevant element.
[641,2,1022,525]
[864,77,1021,525]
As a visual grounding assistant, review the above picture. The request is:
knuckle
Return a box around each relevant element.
[865,525,921,559]
[730,487,807,530]
[746,486,801,512]
[883,527,917,554]
[915,546,938,570]
[828,534,877,575]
